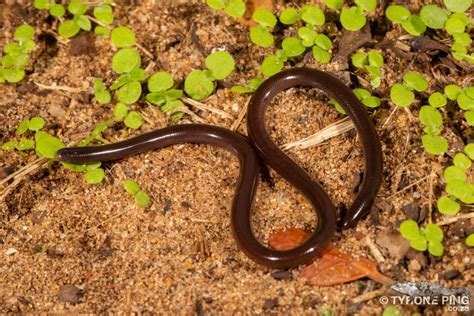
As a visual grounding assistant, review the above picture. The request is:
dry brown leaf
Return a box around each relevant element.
[300,245,394,286]
[268,228,311,250]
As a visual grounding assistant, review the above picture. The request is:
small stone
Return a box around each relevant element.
[58,284,82,304]
[441,269,461,280]
[402,204,419,221]
[408,259,422,272]
[0,166,14,180]
[264,298,277,310]
[5,248,17,255]
[405,248,428,268]
[271,270,293,280]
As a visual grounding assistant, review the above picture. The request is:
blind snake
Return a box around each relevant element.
[56,67,383,269]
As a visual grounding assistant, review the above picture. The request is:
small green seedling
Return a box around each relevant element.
[250,8,277,48]
[351,50,384,88]
[419,102,448,155]
[206,0,246,18]
[382,306,404,316]
[2,116,45,151]
[329,88,381,114]
[123,179,150,207]
[146,71,184,122]
[0,24,36,83]
[323,0,344,10]
[231,78,265,94]
[184,50,235,100]
[94,79,112,105]
[400,220,444,257]
[340,0,376,31]
[390,71,428,108]
[93,3,114,35]
[57,0,91,38]
[385,5,426,36]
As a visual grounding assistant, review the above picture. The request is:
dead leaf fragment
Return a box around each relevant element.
[268,228,311,251]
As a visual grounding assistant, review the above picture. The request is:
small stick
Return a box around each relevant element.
[230,97,250,131]
[386,174,431,199]
[351,288,388,304]
[0,156,46,187]
[380,106,398,130]
[172,106,207,123]
[437,213,474,226]
[181,97,233,119]
[34,81,83,93]
[364,236,385,263]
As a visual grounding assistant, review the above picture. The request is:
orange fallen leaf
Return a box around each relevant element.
[268,228,311,250]
[267,228,393,286]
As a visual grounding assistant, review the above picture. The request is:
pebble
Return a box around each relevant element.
[5,248,17,255]
[271,270,293,281]
[58,284,82,304]
[402,203,420,221]
[263,298,277,310]
[441,269,461,280]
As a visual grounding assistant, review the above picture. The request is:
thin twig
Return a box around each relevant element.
[437,213,474,226]
[282,117,354,150]
[34,81,84,93]
[351,288,388,304]
[386,174,431,199]
[230,97,250,131]
[380,106,398,129]
[172,106,207,123]
[364,236,385,263]
[181,97,233,119]
[0,156,46,187]
[427,171,435,224]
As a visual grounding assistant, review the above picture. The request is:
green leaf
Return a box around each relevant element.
[401,15,426,36]
[437,196,460,215]
[112,48,141,73]
[420,5,448,29]
[161,99,184,113]
[123,179,141,195]
[34,0,51,9]
[445,84,461,100]
[428,240,443,256]
[16,118,30,136]
[205,51,235,80]
[111,26,136,48]
[224,0,246,18]
[297,27,317,47]
[252,8,277,27]
[361,96,381,108]
[324,0,344,10]
[14,25,35,43]
[129,68,148,81]
[85,162,101,171]
[301,5,325,26]
[281,37,305,57]
[419,105,443,128]
[368,51,383,68]
[20,39,35,53]
[314,34,332,51]
[94,79,111,104]
[390,83,414,107]
[466,87,474,100]
[84,168,105,184]
[464,143,474,159]
[445,14,467,35]
[91,119,113,138]
[2,141,17,151]
[261,55,283,76]
[422,134,448,155]
[410,237,428,251]
[114,103,128,120]
[466,234,474,247]
[443,0,472,13]
[148,72,173,92]
[443,165,466,182]
[250,25,274,48]
[446,179,469,199]
[457,92,474,110]
[355,0,376,12]
[117,81,142,105]
[312,46,331,64]
[58,20,81,38]
[382,306,404,316]
[68,0,88,15]
[3,69,25,83]
[400,220,421,241]
[424,224,444,242]
[50,4,65,17]
[124,111,143,129]
[15,138,35,151]
[184,69,214,100]
[454,152,471,170]
[340,6,366,31]
[403,71,428,92]
[29,117,45,131]
[353,88,371,100]
[35,131,65,159]
[110,74,130,90]
[146,92,166,106]
[135,190,150,207]
[351,52,368,68]
[428,92,447,108]
[466,110,474,126]
[95,26,110,36]
[206,0,225,10]
[94,4,114,25]
[279,8,299,25]
[385,5,411,23]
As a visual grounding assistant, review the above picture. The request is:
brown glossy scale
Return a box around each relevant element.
[56,67,383,269]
